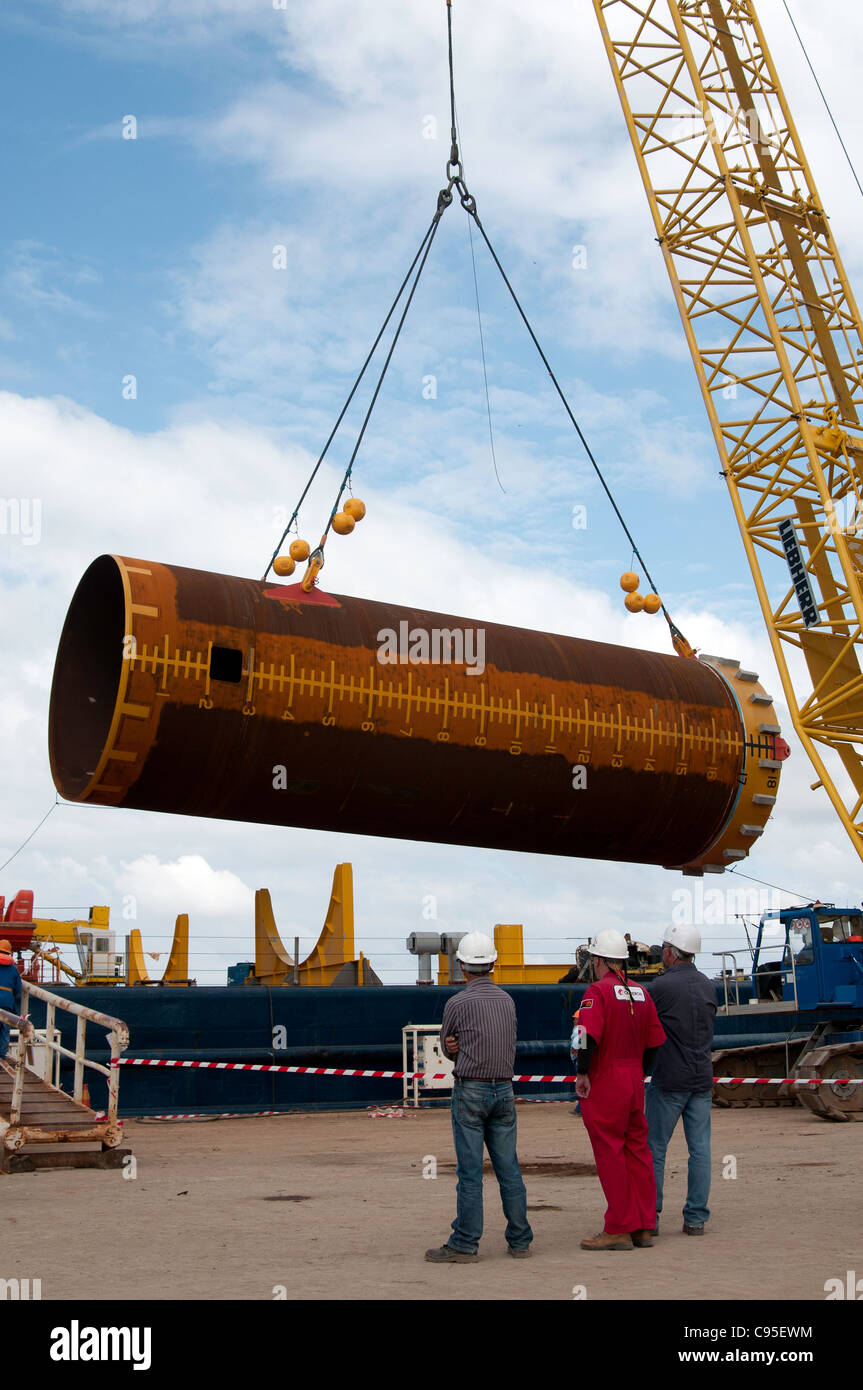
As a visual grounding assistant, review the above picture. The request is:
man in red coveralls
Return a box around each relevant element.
[574,929,666,1250]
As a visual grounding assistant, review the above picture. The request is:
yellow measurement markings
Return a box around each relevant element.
[468,686,483,725]
[120,702,150,720]
[404,671,414,724]
[367,665,377,721]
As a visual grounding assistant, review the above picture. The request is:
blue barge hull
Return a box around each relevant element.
[29,982,839,1116]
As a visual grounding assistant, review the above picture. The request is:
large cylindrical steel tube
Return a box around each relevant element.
[48,555,786,872]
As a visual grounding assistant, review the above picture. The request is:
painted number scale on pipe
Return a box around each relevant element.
[124,632,744,776]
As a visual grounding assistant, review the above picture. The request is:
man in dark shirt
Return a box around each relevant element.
[425,932,533,1263]
[646,924,717,1235]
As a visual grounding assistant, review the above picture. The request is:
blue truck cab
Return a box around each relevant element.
[752,905,863,1011]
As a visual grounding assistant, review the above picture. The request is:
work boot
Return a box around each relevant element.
[425,1244,478,1263]
[683,1223,704,1236]
[580,1231,633,1251]
[508,1245,532,1259]
[631,1229,654,1248]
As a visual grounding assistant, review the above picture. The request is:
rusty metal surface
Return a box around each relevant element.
[0,1007,30,1037]
[49,555,784,870]
[23,980,129,1050]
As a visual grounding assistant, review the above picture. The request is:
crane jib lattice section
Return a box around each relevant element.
[595,0,863,852]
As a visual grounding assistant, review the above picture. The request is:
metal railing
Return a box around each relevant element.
[713,948,800,1012]
[712,951,748,1011]
[1,982,129,1129]
[0,1006,33,1127]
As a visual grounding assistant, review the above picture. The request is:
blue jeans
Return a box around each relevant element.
[448,1080,533,1253]
[0,1023,9,1059]
[646,1084,712,1227]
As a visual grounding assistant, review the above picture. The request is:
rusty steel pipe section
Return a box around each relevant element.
[49,555,786,872]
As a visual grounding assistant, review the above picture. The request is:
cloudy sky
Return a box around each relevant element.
[2,0,863,985]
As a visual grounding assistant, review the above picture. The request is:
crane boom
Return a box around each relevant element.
[594,0,863,859]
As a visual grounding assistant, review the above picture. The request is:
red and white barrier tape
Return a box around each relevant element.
[714,1077,862,1086]
[138,1110,286,1121]
[518,1096,579,1104]
[112,1058,862,1086]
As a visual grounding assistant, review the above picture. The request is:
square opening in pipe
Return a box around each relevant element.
[209,646,243,683]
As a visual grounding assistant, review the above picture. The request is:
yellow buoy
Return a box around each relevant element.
[273,556,296,577]
[344,497,366,521]
[643,593,662,615]
[620,571,640,594]
[332,511,355,535]
[625,592,645,613]
[289,539,310,562]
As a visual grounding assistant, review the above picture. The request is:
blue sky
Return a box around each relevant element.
[2,0,863,983]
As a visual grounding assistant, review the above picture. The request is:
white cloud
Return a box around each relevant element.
[115,854,253,917]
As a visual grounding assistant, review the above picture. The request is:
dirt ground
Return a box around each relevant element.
[2,1102,860,1301]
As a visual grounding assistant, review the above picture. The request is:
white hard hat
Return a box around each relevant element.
[456,931,497,966]
[588,929,629,961]
[663,923,701,955]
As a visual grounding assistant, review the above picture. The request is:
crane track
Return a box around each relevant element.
[795,1042,863,1122]
[712,1040,863,1118]
[711,1041,806,1109]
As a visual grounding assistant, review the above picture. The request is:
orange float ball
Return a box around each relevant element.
[620,571,640,594]
[625,592,645,613]
[289,539,310,562]
[332,511,355,535]
[273,556,296,577]
[344,497,366,522]
[643,593,662,614]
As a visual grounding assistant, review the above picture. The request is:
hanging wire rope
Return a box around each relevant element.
[271,0,691,654]
[460,102,505,496]
[782,0,863,203]
[726,866,820,903]
[0,800,58,875]
[262,214,442,581]
[467,215,505,494]
[319,215,443,545]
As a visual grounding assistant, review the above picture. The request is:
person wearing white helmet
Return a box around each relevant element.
[425,931,533,1264]
[573,928,666,1251]
[645,923,717,1236]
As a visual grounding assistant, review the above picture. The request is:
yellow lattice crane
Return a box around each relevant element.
[593,0,863,859]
